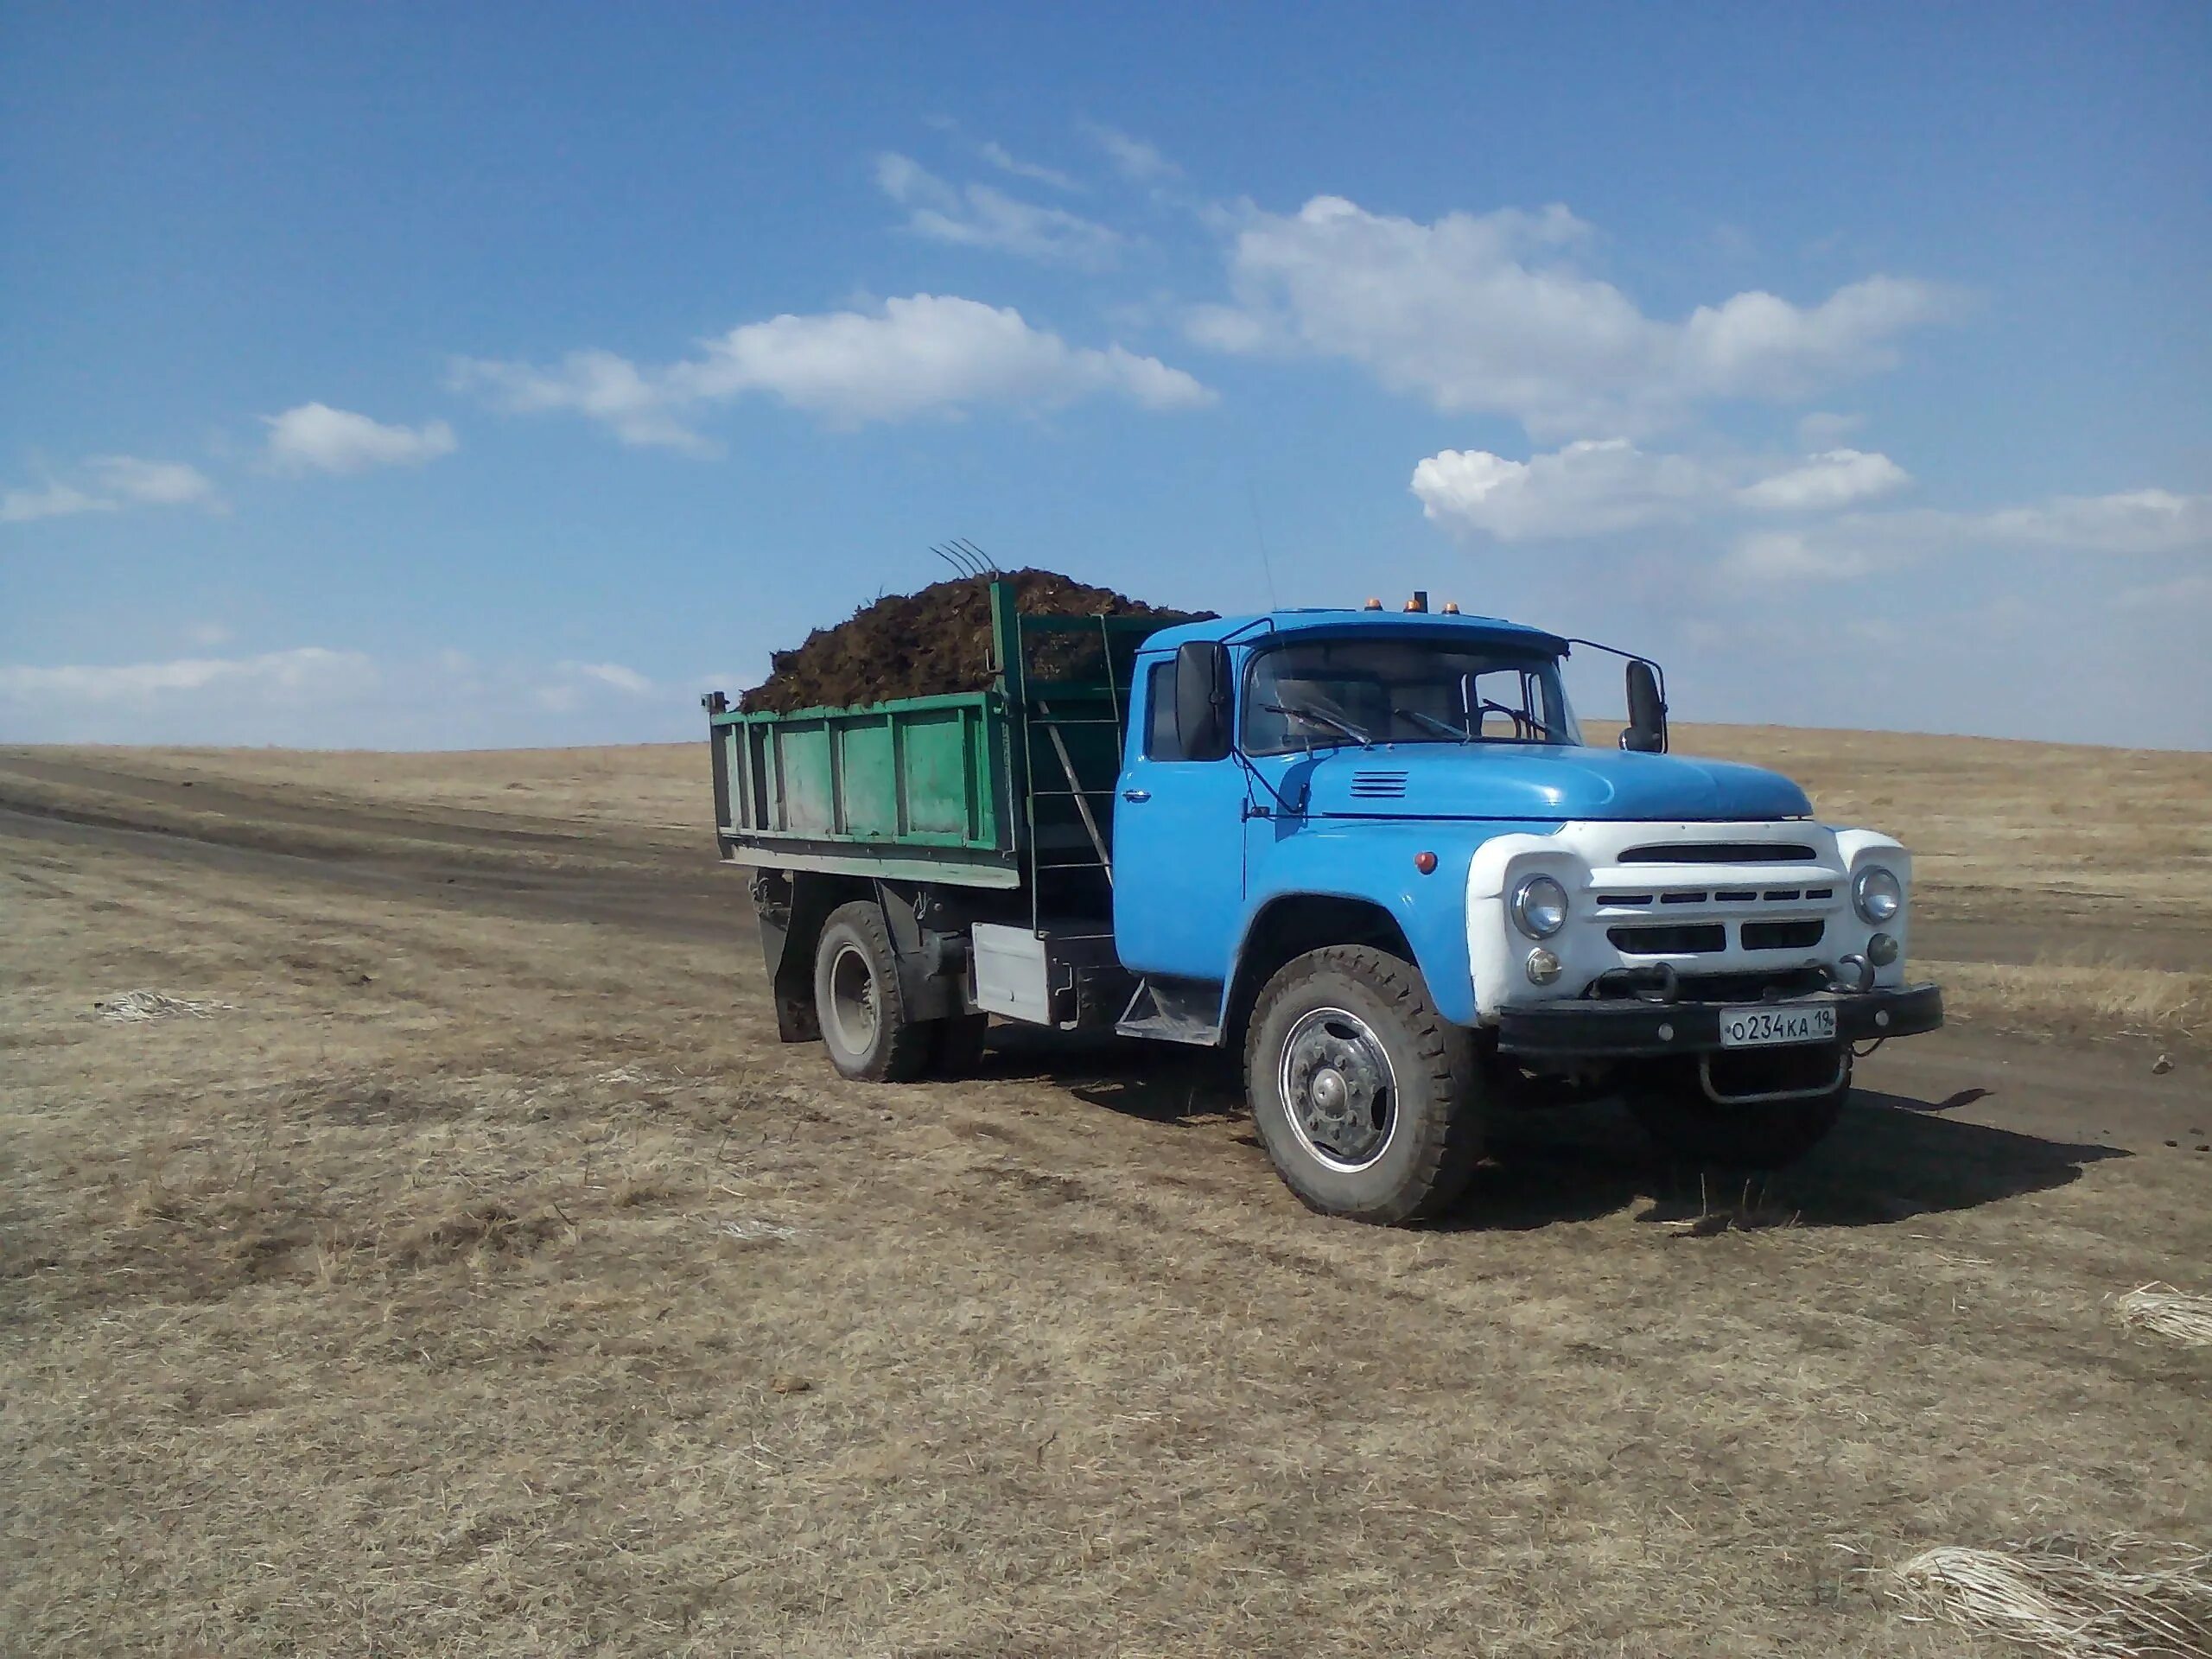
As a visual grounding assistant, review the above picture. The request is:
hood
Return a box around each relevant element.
[1296,744,1812,823]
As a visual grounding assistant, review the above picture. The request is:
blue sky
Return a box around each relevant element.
[3,3,2207,749]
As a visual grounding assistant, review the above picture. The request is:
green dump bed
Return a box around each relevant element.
[707,582,1176,895]
[711,690,1017,885]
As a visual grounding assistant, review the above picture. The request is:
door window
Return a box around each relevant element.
[1144,661,1184,760]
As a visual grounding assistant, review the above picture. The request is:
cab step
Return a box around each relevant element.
[1116,977,1223,1047]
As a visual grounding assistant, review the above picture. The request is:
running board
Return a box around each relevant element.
[1115,977,1224,1047]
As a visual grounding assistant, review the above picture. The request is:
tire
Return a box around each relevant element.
[1627,1046,1851,1169]
[1243,945,1483,1224]
[928,1012,991,1077]
[811,900,936,1083]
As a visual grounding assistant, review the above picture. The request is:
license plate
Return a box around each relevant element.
[1719,1003,1837,1049]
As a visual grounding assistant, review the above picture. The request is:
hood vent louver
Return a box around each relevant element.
[1349,770,1410,799]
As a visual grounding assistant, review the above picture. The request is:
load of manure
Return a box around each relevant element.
[739,569,1211,714]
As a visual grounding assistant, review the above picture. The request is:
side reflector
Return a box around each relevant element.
[1414,850,1438,874]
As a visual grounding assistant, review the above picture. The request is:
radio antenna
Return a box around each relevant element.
[1244,478,1280,610]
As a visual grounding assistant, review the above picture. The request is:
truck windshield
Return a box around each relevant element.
[1243,637,1583,755]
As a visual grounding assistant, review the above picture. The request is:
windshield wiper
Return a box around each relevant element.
[1262,701,1372,748]
[1473,698,1558,742]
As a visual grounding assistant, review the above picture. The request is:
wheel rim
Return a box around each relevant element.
[824,942,879,1056]
[1278,1006,1398,1173]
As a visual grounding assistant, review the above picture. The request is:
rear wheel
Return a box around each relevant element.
[1244,945,1483,1224]
[812,901,935,1083]
[1628,1046,1851,1168]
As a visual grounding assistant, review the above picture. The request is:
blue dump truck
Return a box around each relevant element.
[705,581,1942,1224]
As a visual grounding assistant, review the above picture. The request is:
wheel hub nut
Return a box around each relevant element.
[1311,1068,1348,1114]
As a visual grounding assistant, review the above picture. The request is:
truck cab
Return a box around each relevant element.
[1104,602,1940,1220]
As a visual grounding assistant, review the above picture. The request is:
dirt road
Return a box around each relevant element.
[4,745,2202,1143]
[3,744,2206,1656]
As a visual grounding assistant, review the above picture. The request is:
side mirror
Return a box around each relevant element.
[1174,640,1233,762]
[1621,659,1668,753]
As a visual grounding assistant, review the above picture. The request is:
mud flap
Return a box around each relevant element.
[873,880,961,1023]
[753,870,830,1043]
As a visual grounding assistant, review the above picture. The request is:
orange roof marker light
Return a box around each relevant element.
[1363,596,1383,610]
[1442,601,1461,614]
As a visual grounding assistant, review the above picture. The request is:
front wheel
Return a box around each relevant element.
[1244,946,1483,1224]
[1627,1046,1851,1169]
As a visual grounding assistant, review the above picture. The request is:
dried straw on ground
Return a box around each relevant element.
[1890,1537,2212,1658]
[92,988,237,1022]
[2114,1284,2212,1348]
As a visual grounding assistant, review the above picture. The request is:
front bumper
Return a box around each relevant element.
[1494,982,1942,1058]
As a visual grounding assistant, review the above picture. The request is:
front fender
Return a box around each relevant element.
[1232,819,1538,1027]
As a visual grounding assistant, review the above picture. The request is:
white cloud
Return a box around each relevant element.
[534,659,658,713]
[0,646,377,707]
[1192,195,1958,435]
[1736,449,1910,512]
[1412,439,1910,542]
[874,154,1121,268]
[1414,440,1722,540]
[452,349,705,453]
[1,479,113,524]
[264,404,458,474]
[1414,439,2198,585]
[0,645,690,746]
[454,294,1213,448]
[2,454,220,524]
[1183,303,1270,353]
[677,296,1213,422]
[86,455,220,507]
[1979,489,2209,555]
[978,140,1078,192]
[569,661,653,696]
[1080,121,1179,181]
[1719,489,2212,582]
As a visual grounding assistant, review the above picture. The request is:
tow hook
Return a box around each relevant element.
[1592,963,1680,1003]
[1827,954,1874,994]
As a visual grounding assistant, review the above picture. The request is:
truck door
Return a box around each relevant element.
[1111,655,1250,981]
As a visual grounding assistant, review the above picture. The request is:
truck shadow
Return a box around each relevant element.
[990,1026,1244,1121]
[983,1027,2126,1230]
[1469,1089,2129,1232]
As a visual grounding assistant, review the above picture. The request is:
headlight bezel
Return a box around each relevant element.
[1510,873,1569,939]
[1852,864,1904,925]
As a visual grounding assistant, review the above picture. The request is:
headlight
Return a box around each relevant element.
[1510,874,1568,938]
[1853,865,1903,925]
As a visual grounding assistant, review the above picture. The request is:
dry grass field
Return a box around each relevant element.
[2,731,2208,1656]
